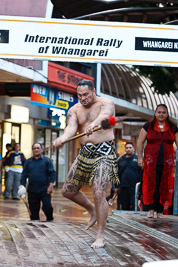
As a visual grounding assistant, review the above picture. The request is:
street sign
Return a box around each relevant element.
[31,83,78,113]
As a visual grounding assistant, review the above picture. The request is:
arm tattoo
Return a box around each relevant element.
[100,102,115,116]
[67,110,78,126]
[67,111,72,124]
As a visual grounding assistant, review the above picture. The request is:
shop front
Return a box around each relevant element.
[0,102,34,159]
[0,62,94,189]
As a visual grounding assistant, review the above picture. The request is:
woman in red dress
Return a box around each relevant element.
[137,104,178,218]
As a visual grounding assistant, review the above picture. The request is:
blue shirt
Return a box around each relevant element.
[118,154,141,192]
[20,155,56,193]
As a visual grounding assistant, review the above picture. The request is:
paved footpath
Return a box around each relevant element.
[0,188,178,266]
[0,213,178,267]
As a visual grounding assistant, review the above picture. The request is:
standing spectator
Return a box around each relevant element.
[3,143,12,194]
[117,142,141,210]
[3,144,13,160]
[4,143,26,200]
[19,143,56,221]
[137,104,178,218]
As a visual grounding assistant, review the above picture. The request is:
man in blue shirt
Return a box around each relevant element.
[117,142,142,210]
[19,143,56,221]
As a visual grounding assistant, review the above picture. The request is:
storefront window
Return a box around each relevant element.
[0,121,2,155]
[51,130,57,171]
[2,122,11,157]
[57,129,68,184]
[11,124,20,145]
[37,128,45,147]
[2,122,20,156]
[21,124,34,159]
[118,140,126,157]
[36,127,69,186]
[45,129,51,158]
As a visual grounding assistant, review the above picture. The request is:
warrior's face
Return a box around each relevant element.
[77,85,96,107]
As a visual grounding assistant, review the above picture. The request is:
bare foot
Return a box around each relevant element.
[147,210,154,218]
[157,213,164,218]
[85,209,96,230]
[91,237,105,248]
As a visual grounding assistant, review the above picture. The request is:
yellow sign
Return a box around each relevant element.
[56,100,69,109]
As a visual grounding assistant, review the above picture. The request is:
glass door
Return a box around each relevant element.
[11,123,21,147]
[51,130,58,187]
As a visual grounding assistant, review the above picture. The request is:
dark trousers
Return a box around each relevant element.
[106,182,115,201]
[28,190,53,221]
[120,187,135,210]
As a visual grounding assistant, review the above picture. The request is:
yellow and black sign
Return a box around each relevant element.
[56,100,69,109]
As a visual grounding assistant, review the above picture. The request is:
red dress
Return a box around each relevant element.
[142,120,175,208]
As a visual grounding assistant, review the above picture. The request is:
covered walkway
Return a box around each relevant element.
[100,64,178,122]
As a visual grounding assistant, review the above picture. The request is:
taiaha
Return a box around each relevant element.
[43,113,132,151]
[20,197,31,218]
[101,113,133,129]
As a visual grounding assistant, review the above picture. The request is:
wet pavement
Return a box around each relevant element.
[0,186,178,267]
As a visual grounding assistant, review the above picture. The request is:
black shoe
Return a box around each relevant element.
[4,196,9,200]
[12,197,20,200]
[46,217,54,222]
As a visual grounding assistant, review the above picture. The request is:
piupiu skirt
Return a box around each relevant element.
[71,140,120,186]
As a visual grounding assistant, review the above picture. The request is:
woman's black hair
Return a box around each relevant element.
[150,104,176,132]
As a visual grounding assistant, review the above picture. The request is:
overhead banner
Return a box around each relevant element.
[0,15,178,66]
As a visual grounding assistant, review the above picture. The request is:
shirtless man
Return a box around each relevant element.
[53,80,119,248]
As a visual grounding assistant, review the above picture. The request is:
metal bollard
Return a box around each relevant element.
[173,148,178,216]
[135,182,140,211]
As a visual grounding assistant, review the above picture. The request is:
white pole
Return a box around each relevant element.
[173,148,178,215]
[96,63,102,96]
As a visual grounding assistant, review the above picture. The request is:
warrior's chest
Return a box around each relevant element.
[78,106,100,124]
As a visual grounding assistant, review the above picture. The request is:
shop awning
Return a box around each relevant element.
[0,59,47,83]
